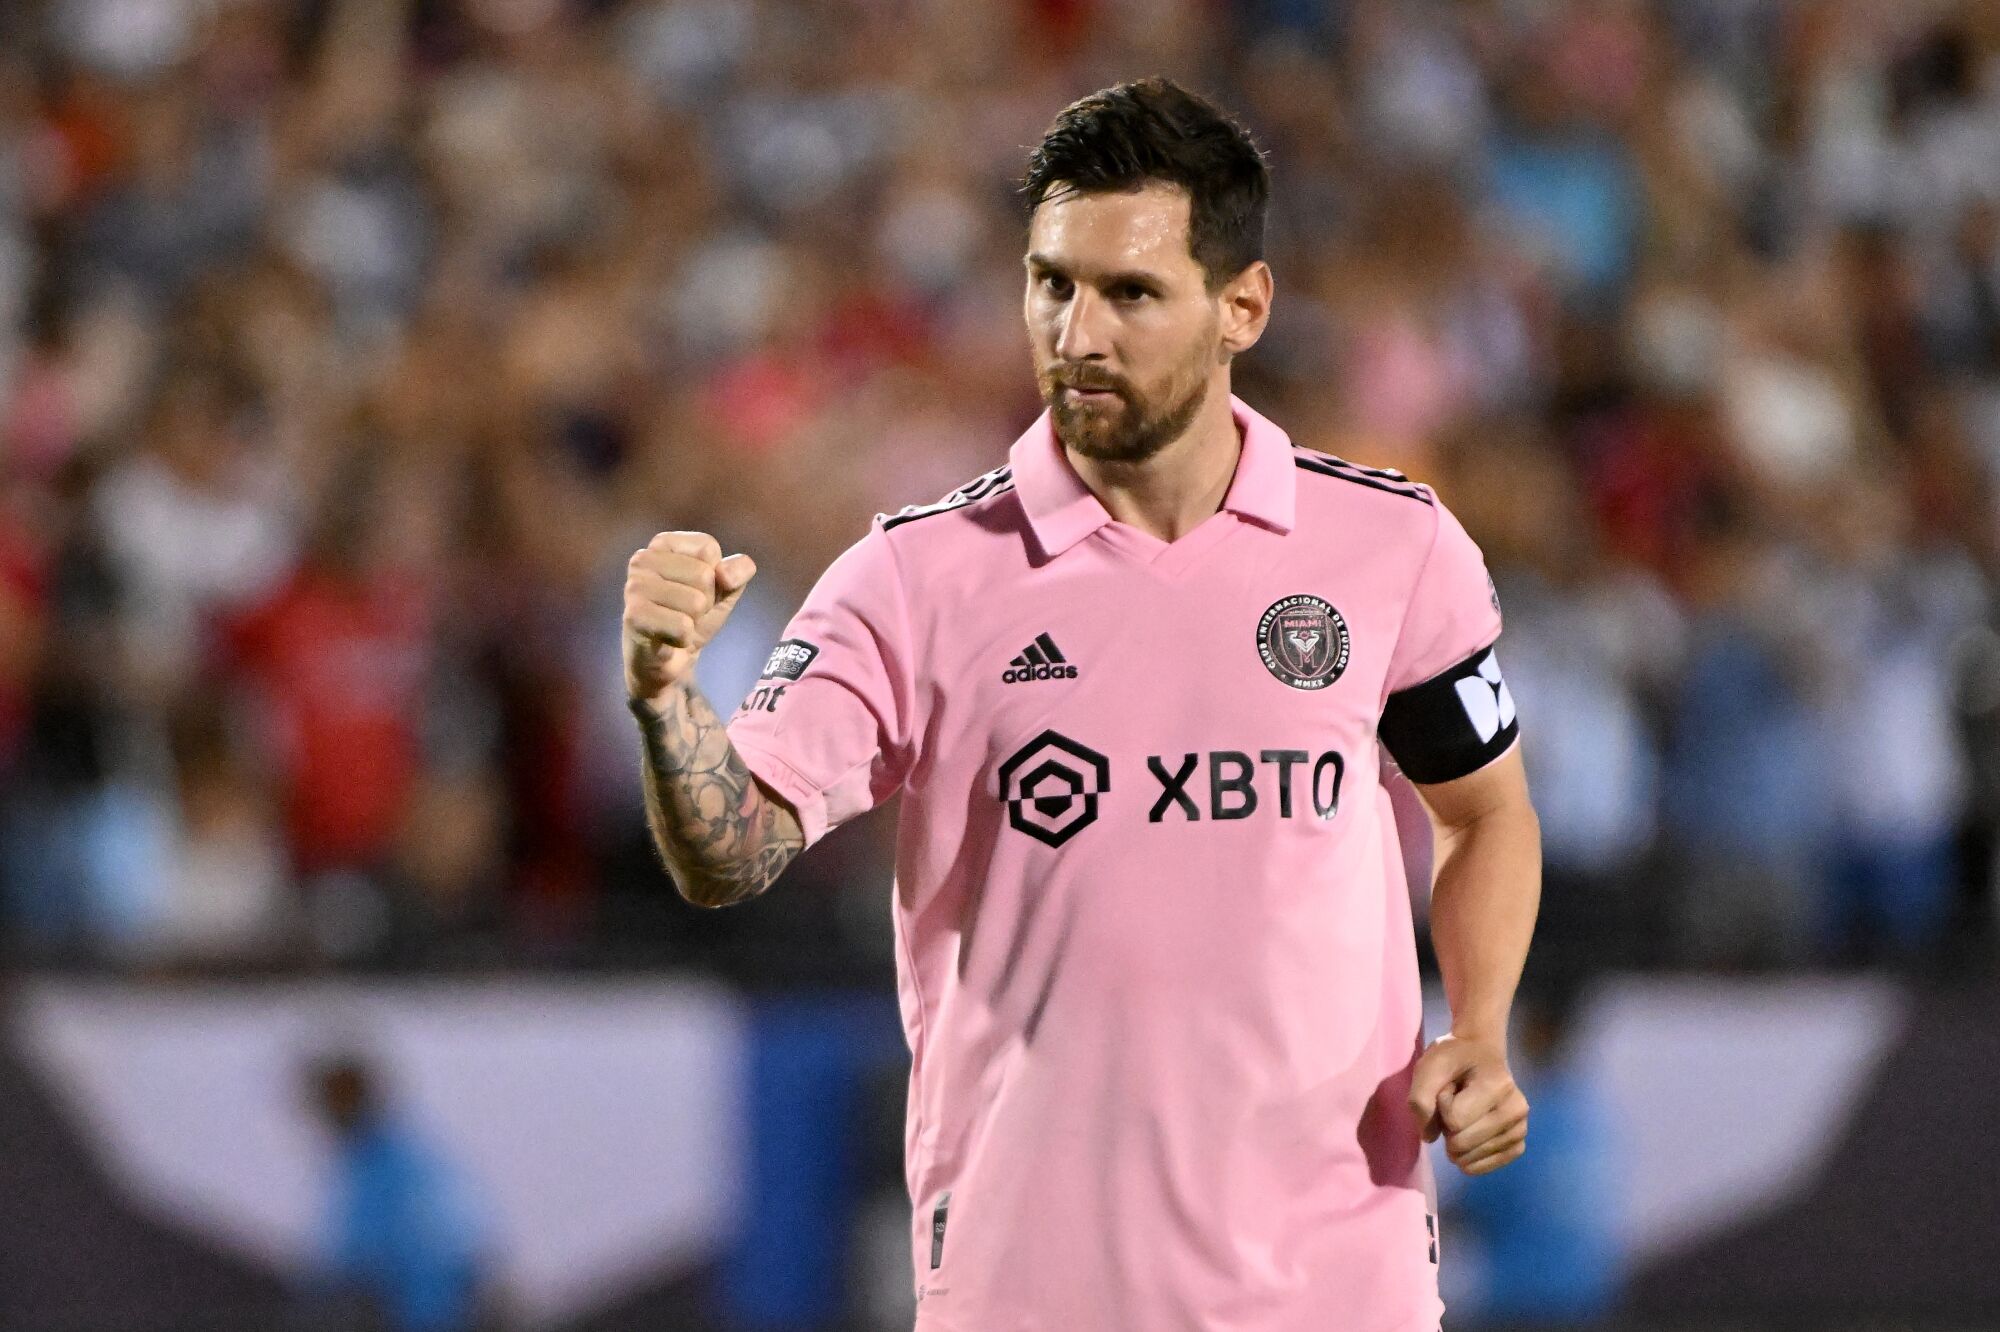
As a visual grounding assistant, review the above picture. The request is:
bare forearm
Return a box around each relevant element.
[630,681,803,908]
[1428,803,1541,1042]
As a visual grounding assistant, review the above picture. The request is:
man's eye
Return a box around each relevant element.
[1040,274,1072,296]
[1115,285,1150,302]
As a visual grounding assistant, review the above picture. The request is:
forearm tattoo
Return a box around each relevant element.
[632,682,804,907]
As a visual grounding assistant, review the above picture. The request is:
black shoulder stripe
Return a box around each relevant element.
[1293,448,1422,487]
[879,465,1016,530]
[1296,457,1429,497]
[1292,454,1434,504]
[1304,451,1412,482]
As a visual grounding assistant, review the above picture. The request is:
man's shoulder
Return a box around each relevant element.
[1287,445,1436,511]
[1287,444,1444,547]
[805,461,1022,606]
[876,462,1024,536]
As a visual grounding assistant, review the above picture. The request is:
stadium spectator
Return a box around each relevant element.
[301,1051,500,1332]
[1440,982,1625,1324]
[0,0,1992,980]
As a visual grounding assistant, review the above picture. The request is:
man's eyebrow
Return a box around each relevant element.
[1024,254,1167,288]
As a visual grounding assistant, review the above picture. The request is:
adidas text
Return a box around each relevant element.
[1002,663,1080,683]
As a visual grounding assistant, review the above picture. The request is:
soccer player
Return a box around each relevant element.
[624,77,1540,1332]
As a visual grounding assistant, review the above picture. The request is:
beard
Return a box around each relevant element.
[1038,343,1213,465]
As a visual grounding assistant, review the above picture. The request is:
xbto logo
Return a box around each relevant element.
[1145,748,1345,822]
[996,731,1347,843]
[996,730,1111,847]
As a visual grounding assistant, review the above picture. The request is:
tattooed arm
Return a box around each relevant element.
[629,683,804,909]
[623,531,802,908]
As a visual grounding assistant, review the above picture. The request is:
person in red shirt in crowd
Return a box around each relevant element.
[0,510,46,774]
[223,450,434,882]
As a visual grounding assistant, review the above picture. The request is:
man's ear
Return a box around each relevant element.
[1218,260,1273,356]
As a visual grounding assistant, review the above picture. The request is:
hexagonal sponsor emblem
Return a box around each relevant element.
[996,729,1111,847]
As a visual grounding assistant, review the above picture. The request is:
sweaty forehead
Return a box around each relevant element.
[1027,181,1198,280]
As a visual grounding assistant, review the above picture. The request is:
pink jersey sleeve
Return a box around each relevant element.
[1386,497,1502,692]
[1378,496,1517,784]
[725,521,917,848]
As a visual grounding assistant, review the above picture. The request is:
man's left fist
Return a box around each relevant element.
[1408,1033,1529,1176]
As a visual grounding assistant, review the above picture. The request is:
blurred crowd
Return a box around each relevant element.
[0,0,1997,982]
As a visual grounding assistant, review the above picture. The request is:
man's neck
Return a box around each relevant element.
[1066,380,1241,544]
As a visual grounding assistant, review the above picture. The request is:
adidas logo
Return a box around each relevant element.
[1002,633,1079,683]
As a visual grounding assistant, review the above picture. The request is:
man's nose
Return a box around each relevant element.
[1054,286,1110,362]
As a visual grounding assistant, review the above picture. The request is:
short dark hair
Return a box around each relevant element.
[1023,77,1270,291]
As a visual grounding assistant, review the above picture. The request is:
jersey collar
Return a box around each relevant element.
[1008,392,1298,561]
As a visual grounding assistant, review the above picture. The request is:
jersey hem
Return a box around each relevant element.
[911,1297,1445,1332]
[1366,1297,1447,1332]
[729,736,832,848]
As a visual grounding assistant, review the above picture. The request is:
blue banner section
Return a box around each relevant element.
[719,992,907,1327]
[9,975,1995,1328]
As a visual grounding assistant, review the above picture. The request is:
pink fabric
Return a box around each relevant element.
[727,395,1502,1332]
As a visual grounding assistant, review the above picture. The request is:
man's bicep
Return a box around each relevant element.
[1409,742,1530,835]
[749,771,805,846]
[1379,641,1520,785]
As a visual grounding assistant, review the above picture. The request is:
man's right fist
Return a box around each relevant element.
[624,531,758,706]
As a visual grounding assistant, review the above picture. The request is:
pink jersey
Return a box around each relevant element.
[726,395,1517,1332]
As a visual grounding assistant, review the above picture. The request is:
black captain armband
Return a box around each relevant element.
[1378,645,1520,785]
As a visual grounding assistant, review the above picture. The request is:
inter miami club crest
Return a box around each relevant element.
[1257,594,1351,690]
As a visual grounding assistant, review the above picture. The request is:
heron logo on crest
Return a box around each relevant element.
[1256,594,1350,690]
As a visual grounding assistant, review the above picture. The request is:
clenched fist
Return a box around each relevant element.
[624,531,758,707]
[1408,1032,1529,1175]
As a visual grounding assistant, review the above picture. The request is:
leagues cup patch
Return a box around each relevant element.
[759,638,819,681]
[1257,595,1350,690]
